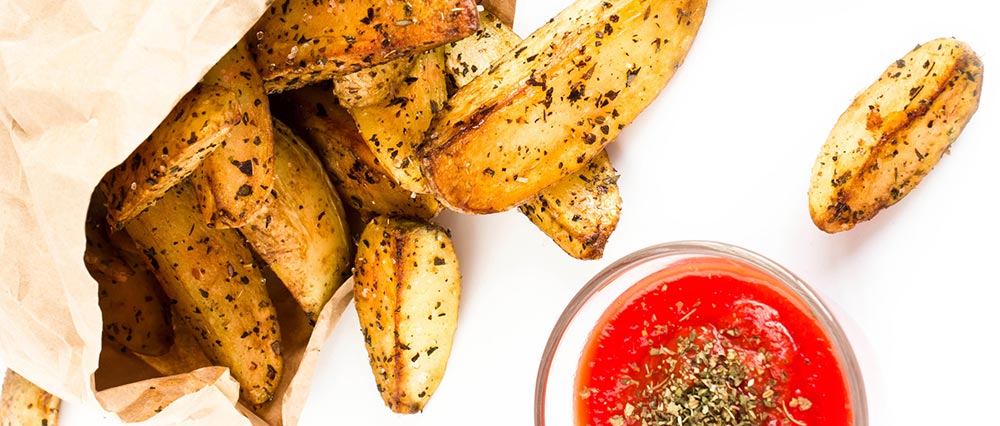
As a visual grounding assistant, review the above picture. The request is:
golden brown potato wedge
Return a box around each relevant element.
[421,0,707,213]
[354,216,460,414]
[85,191,173,356]
[1,370,60,426]
[443,10,520,89]
[123,182,282,405]
[133,315,214,378]
[273,86,442,219]
[333,55,417,109]
[519,152,621,259]
[102,83,240,228]
[249,0,479,94]
[349,48,448,194]
[443,12,622,259]
[241,120,352,322]
[191,41,275,228]
[809,38,983,233]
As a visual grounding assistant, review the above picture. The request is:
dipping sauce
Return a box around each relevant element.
[575,257,852,425]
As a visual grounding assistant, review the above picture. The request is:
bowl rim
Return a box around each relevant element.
[533,240,868,425]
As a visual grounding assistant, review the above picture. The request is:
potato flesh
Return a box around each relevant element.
[1,369,60,426]
[443,11,520,89]
[421,0,707,214]
[249,0,479,94]
[192,41,275,228]
[354,217,460,413]
[102,84,240,228]
[241,120,352,321]
[123,183,282,405]
[333,55,418,108]
[85,191,173,356]
[809,38,983,232]
[349,48,448,194]
[273,86,442,219]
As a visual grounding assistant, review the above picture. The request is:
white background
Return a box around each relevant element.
[4,0,999,425]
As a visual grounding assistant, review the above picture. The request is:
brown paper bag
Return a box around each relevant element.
[0,0,515,425]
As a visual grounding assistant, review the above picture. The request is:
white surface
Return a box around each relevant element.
[3,0,999,424]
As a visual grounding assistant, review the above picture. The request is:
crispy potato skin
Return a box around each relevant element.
[421,0,706,214]
[123,183,282,405]
[1,370,60,426]
[192,41,275,228]
[241,120,352,321]
[273,86,442,219]
[809,38,983,233]
[102,84,240,228]
[353,217,460,413]
[519,152,621,259]
[85,191,173,356]
[444,11,622,259]
[349,48,447,194]
[249,0,478,94]
[333,55,417,108]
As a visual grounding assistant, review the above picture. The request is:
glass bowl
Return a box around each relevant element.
[534,241,867,425]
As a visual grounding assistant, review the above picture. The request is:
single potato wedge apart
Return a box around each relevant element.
[191,41,275,228]
[421,0,706,214]
[809,38,983,233]
[354,216,460,414]
[1,370,60,426]
[123,182,282,405]
[85,191,173,356]
[241,120,352,322]
[249,0,478,94]
[273,86,442,219]
[443,11,622,259]
[102,83,240,228]
[333,55,418,108]
[349,48,448,194]
[519,151,621,259]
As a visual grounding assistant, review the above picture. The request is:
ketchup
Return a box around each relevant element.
[575,257,852,425]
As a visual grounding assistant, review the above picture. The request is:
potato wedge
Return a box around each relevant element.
[85,191,173,356]
[809,38,983,233]
[123,182,282,405]
[519,151,621,259]
[443,12,622,259]
[421,0,707,213]
[240,120,352,321]
[273,86,442,219]
[249,0,479,94]
[333,55,418,109]
[354,216,460,413]
[443,10,520,90]
[349,48,448,194]
[133,314,214,378]
[1,370,60,426]
[191,41,275,228]
[102,83,240,228]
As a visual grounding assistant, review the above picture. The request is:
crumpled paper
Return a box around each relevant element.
[0,0,514,424]
[0,0,351,424]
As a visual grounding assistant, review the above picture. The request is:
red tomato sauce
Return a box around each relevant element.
[575,257,852,425]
